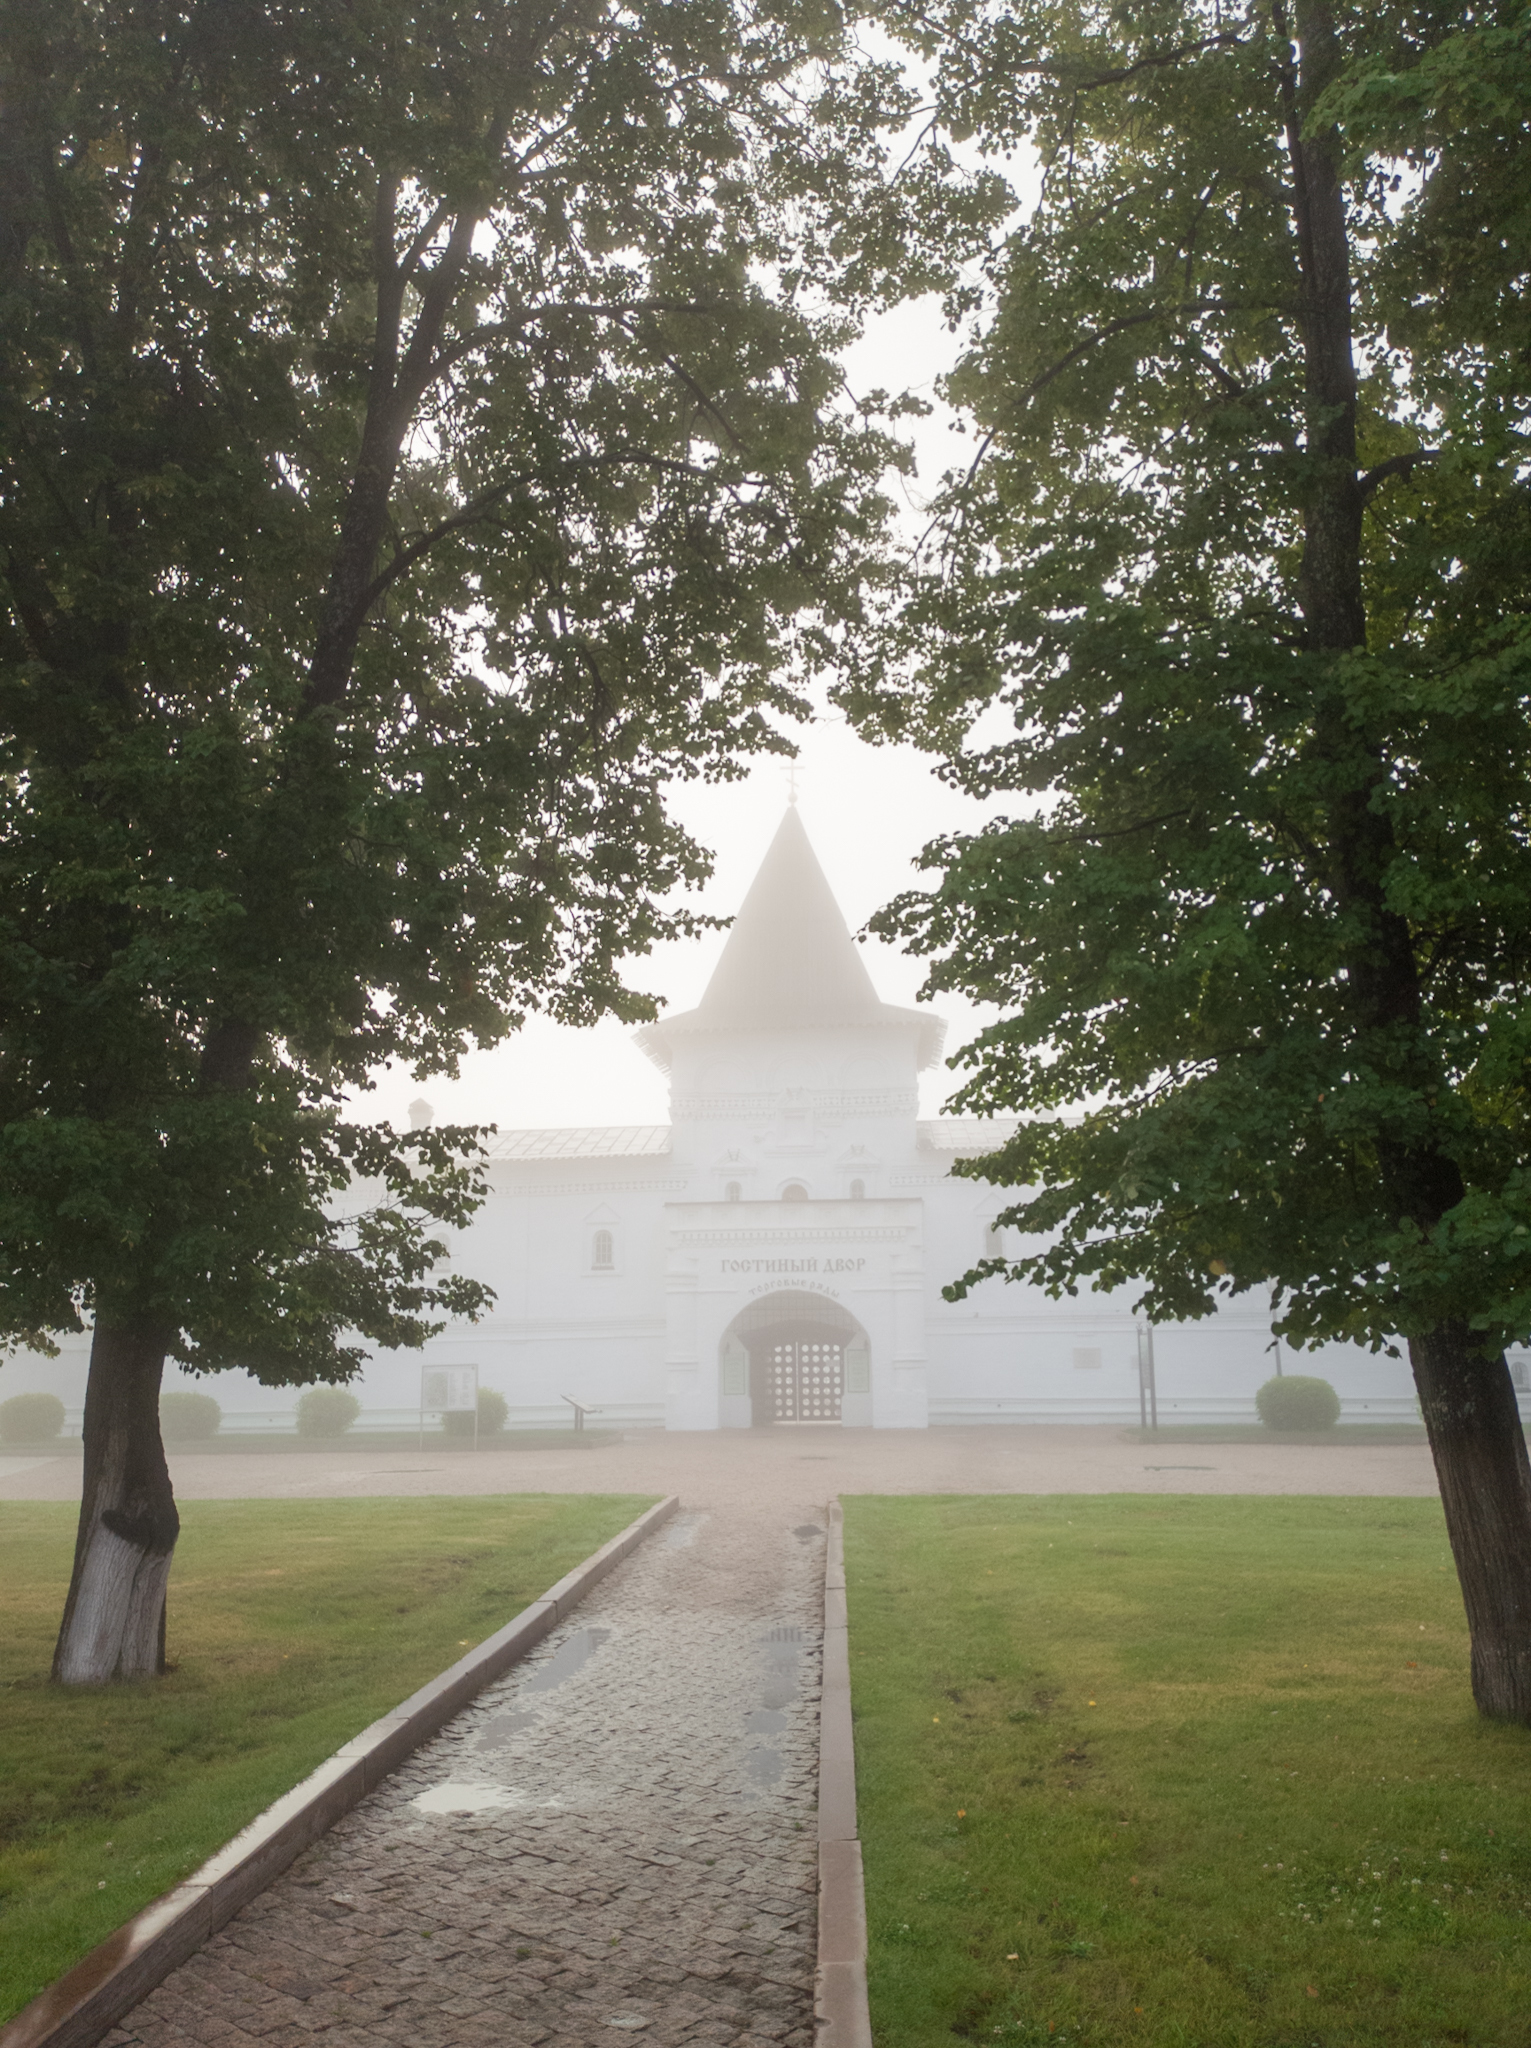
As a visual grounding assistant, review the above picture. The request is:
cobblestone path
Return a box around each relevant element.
[104,1503,825,2048]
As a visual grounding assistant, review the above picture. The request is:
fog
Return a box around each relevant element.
[360,293,1003,1136]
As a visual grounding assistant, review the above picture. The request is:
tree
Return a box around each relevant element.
[0,0,968,1681]
[851,0,1531,1717]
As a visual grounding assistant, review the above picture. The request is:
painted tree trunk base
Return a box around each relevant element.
[54,1521,176,1682]
[54,1321,180,1686]
[1411,1321,1531,1725]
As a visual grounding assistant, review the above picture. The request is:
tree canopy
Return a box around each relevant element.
[849,0,1531,1714]
[0,0,978,1386]
[856,0,1531,1357]
[0,0,1010,1680]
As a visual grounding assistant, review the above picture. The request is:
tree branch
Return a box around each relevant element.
[302,160,500,713]
[887,7,1251,91]
[1069,29,1253,93]
[393,207,485,414]
[1358,449,1436,504]
[1023,299,1234,403]
[352,448,723,620]
[425,297,733,381]
[1047,808,1195,845]
[399,198,454,279]
[1190,345,1251,398]
[368,169,405,416]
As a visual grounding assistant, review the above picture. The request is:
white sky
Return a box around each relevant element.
[363,134,1037,1138]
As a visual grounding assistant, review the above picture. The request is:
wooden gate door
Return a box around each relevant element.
[766,1338,844,1422]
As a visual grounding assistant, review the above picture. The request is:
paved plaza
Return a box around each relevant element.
[3,1429,1439,2046]
[0,1420,1441,1510]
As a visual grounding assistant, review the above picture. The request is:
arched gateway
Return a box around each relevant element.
[719,1290,869,1426]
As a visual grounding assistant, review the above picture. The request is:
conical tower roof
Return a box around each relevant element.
[693,805,883,1029]
[635,807,945,1070]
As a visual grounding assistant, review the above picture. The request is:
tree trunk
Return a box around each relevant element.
[1276,3,1531,1725]
[53,1319,180,1685]
[1410,1321,1531,1723]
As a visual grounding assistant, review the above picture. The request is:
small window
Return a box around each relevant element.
[782,1182,808,1203]
[849,1179,865,1201]
[985,1225,1004,1256]
[591,1228,614,1271]
[725,1181,742,1202]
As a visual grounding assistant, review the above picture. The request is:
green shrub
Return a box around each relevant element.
[159,1389,222,1440]
[442,1387,509,1437]
[0,1392,66,1443]
[295,1387,362,1439]
[1255,1374,1342,1431]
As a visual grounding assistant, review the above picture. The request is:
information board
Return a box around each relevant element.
[422,1365,478,1413]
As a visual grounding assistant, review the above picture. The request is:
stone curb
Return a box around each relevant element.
[0,1494,680,2048]
[815,1497,872,2048]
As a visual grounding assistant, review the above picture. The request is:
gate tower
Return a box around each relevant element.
[637,805,943,1429]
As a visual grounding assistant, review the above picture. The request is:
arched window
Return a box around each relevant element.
[725,1181,742,1202]
[782,1182,809,1203]
[849,1179,865,1201]
[592,1228,614,1271]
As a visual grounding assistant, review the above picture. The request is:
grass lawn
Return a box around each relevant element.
[843,1495,1531,2048]
[0,1491,652,2023]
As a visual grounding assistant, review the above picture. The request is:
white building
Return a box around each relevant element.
[13,808,1438,1431]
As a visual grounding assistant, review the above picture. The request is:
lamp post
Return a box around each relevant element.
[1136,1319,1158,1434]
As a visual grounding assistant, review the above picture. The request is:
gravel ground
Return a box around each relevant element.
[0,1423,1441,1510]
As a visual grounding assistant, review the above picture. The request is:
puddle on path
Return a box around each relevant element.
[522,1626,611,1692]
[742,1749,784,1789]
[741,1623,809,1793]
[662,1513,709,1549]
[758,1627,803,1711]
[474,1708,539,1748]
[412,1781,526,1814]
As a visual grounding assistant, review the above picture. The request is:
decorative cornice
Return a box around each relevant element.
[499,1179,690,1197]
[670,1224,909,1246]
[471,1317,666,1338]
[672,1090,918,1121]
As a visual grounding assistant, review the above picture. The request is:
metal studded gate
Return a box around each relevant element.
[766,1338,844,1423]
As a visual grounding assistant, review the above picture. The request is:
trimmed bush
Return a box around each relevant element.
[0,1392,66,1443]
[1255,1374,1342,1431]
[160,1389,222,1440]
[295,1386,362,1438]
[442,1387,509,1437]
